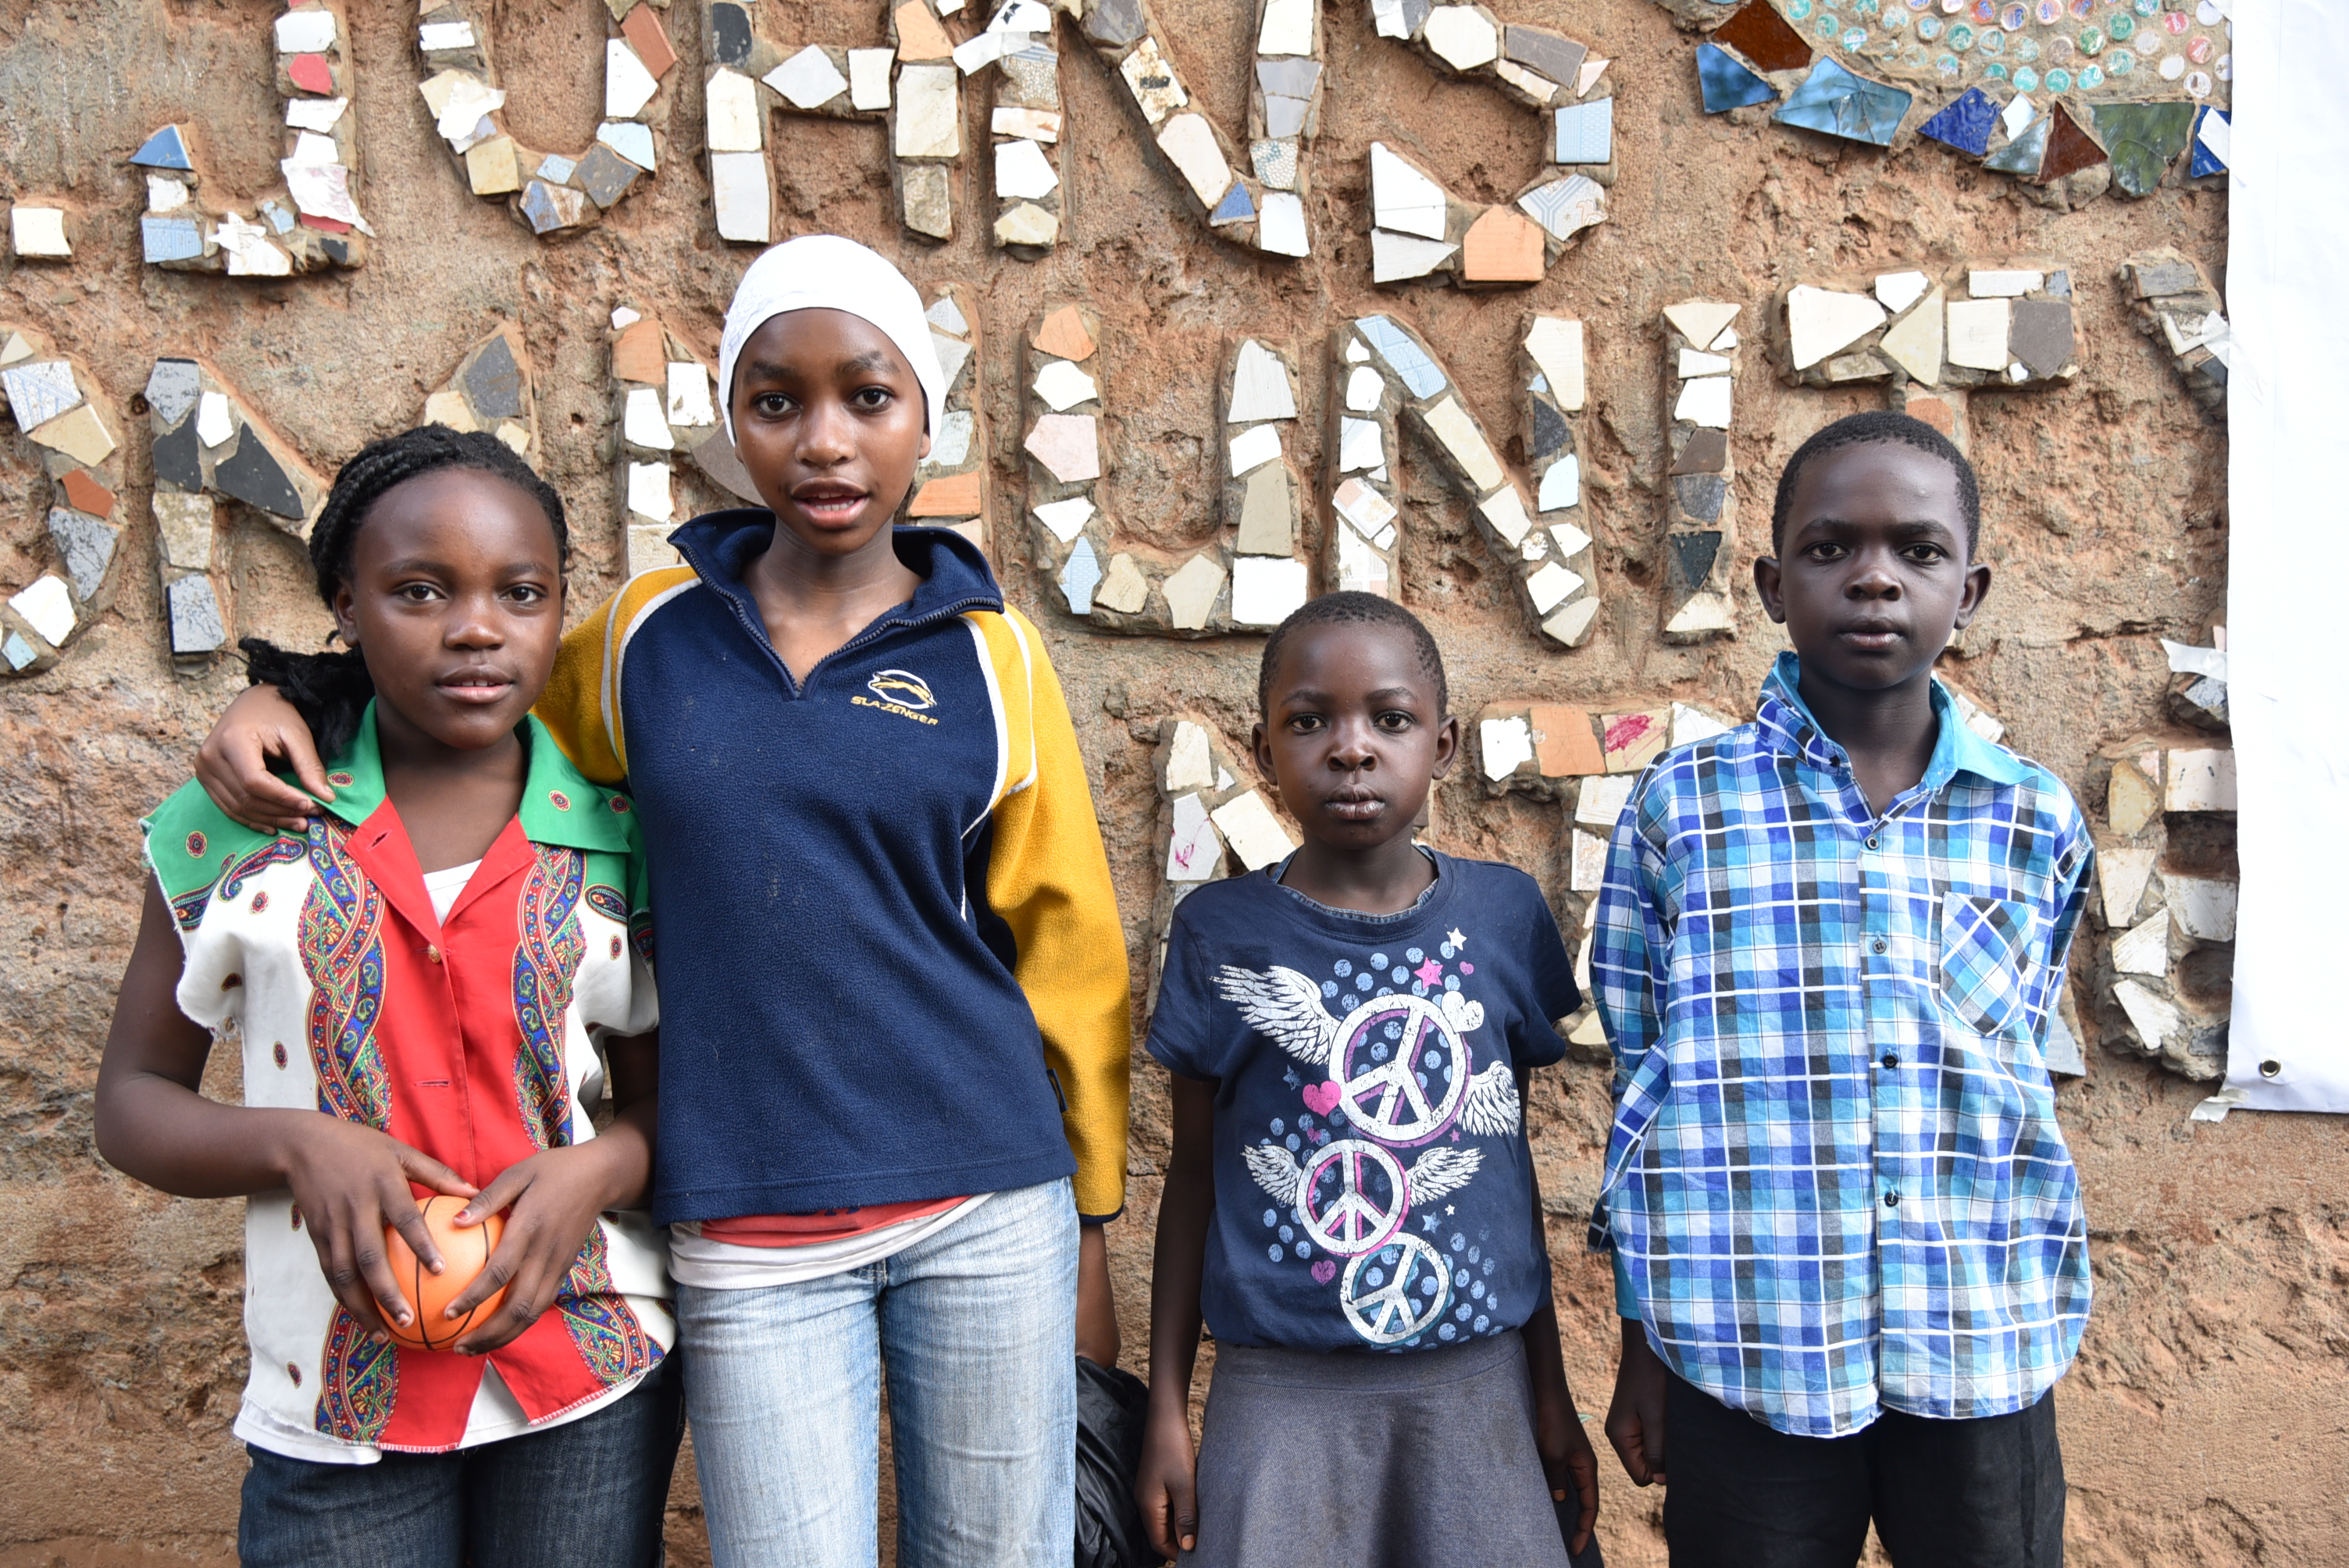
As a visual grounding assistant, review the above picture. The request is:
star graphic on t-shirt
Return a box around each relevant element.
[1413,957,1444,987]
[1448,928,1467,950]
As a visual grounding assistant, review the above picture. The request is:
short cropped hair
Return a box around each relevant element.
[1256,592,1448,718]
[1770,410,1981,557]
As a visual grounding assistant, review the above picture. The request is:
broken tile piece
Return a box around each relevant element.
[995,137,1059,200]
[212,424,304,519]
[1092,551,1146,614]
[194,391,234,448]
[2036,104,2107,185]
[1875,271,1930,315]
[627,460,673,522]
[151,488,216,571]
[1256,192,1310,257]
[48,506,117,600]
[1696,42,1776,112]
[1059,534,1101,614]
[2,361,81,431]
[1025,412,1100,483]
[1157,113,1233,208]
[2009,299,2074,380]
[1946,298,2012,371]
[1983,112,2051,176]
[1674,376,1732,429]
[623,387,673,450]
[1461,206,1546,283]
[576,142,643,208]
[1772,58,1911,148]
[1354,316,1445,397]
[1552,98,1613,164]
[520,179,590,233]
[130,124,194,171]
[1034,358,1099,412]
[60,468,113,519]
[1033,495,1094,543]
[1235,464,1296,554]
[1371,230,1458,283]
[1538,454,1580,511]
[1422,5,1500,71]
[1422,396,1503,490]
[849,48,896,110]
[711,151,770,242]
[422,390,476,431]
[894,0,954,60]
[1211,789,1296,871]
[2094,102,2194,198]
[1480,486,1532,547]
[1164,552,1224,630]
[1338,418,1383,473]
[1919,86,1999,157]
[1878,287,1945,383]
[1505,24,1587,87]
[1228,340,1297,423]
[1231,555,1307,626]
[1788,286,1887,371]
[1711,0,1811,72]
[1230,423,1284,475]
[667,362,715,428]
[1663,301,1740,348]
[1118,37,1189,125]
[768,46,849,109]
[1369,142,1446,241]
[1481,715,1535,780]
[895,65,961,159]
[1525,317,1585,411]
[1257,0,1314,56]
[1533,705,1603,776]
[1670,428,1727,475]
[166,575,226,656]
[1033,305,1096,362]
[1166,790,1221,881]
[465,333,526,419]
[466,134,523,194]
[910,469,983,516]
[1515,174,1604,243]
[1968,269,2044,298]
[604,38,661,119]
[993,106,1062,141]
[10,207,70,259]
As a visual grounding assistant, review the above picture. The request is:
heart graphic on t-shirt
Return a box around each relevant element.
[1311,1260,1338,1285]
[1301,1081,1342,1117]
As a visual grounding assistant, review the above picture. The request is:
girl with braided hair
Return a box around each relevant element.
[186,238,1134,1564]
[97,426,683,1566]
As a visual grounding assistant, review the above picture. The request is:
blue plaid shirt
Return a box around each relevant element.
[1590,654,2094,1438]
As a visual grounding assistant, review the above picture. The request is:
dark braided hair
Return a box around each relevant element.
[241,426,569,760]
[1770,409,1981,558]
[1257,591,1448,718]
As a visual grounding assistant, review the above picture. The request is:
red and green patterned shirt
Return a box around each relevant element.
[143,705,668,1463]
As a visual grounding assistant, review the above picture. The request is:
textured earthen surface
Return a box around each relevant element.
[2,1,2339,1564]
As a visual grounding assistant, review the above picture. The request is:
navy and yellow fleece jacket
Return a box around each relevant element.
[536,515,1132,1224]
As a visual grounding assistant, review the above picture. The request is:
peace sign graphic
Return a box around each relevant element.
[1298,1139,1409,1258]
[1340,1233,1453,1346]
[1329,992,1469,1146]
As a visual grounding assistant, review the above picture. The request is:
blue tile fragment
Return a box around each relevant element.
[1983,112,2049,176]
[1354,316,1445,400]
[1210,182,1255,225]
[597,120,657,172]
[1059,535,1101,615]
[130,124,193,171]
[3,631,36,671]
[1696,43,1775,112]
[1918,87,1999,158]
[2190,106,2229,179]
[1553,98,1613,163]
[1771,57,1912,148]
[141,215,205,263]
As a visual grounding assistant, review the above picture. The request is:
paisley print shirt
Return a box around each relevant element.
[144,706,668,1463]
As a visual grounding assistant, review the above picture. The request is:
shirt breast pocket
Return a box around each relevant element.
[1937,894,2036,1038]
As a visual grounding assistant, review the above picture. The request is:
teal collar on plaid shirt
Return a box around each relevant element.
[1589,650,2094,1439]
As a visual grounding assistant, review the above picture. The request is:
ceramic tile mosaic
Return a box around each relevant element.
[1657,301,1741,642]
[1362,9,1609,288]
[1518,315,1599,646]
[2121,248,2227,421]
[415,2,665,239]
[702,0,965,246]
[1328,313,1586,645]
[1139,715,1303,1003]
[606,308,736,572]
[132,352,326,666]
[1770,259,2079,440]
[1688,0,2230,210]
[9,207,72,261]
[0,328,129,676]
[1059,0,1318,257]
[136,2,372,276]
[1470,699,1737,802]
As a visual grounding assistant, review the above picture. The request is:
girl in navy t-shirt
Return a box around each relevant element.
[1136,592,1602,1566]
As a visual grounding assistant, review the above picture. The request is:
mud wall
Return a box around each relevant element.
[0,0,2340,1564]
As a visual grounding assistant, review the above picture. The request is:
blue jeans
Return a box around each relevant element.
[679,1177,1079,1567]
[238,1351,684,1568]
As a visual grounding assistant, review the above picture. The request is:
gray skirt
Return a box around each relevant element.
[1182,1329,1574,1568]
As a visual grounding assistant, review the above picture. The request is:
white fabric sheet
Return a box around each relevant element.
[2220,0,2349,1112]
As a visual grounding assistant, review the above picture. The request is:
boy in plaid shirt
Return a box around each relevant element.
[1591,412,2093,1567]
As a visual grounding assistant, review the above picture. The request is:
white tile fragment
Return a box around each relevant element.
[605,39,661,119]
[1032,495,1095,543]
[1167,722,1215,791]
[1968,269,2044,298]
[849,48,896,110]
[623,387,674,450]
[1674,376,1732,428]
[1033,358,1099,412]
[1256,192,1310,258]
[707,69,763,150]
[1787,285,1887,372]
[1211,790,1297,870]
[1228,423,1284,476]
[710,151,772,243]
[276,9,337,52]
[1231,556,1310,627]
[667,362,716,428]
[995,137,1059,199]
[1167,792,1223,882]
[1226,340,1297,423]
[1874,270,1930,314]
[1524,316,1585,411]
[1576,773,1634,826]
[627,461,674,522]
[1369,142,1448,240]
[1481,715,1535,780]
[1946,298,2012,371]
[196,391,234,448]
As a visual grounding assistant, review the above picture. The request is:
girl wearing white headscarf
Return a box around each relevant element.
[189,237,1134,1567]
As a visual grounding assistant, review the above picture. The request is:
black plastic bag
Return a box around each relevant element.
[1075,1356,1161,1568]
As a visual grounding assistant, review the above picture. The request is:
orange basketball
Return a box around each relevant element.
[380,1196,507,1352]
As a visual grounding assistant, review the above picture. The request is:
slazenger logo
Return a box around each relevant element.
[854,668,941,726]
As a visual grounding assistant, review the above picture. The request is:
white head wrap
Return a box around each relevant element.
[715,234,945,446]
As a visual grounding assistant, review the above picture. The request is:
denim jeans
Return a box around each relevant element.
[238,1351,685,1568]
[678,1177,1079,1568]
